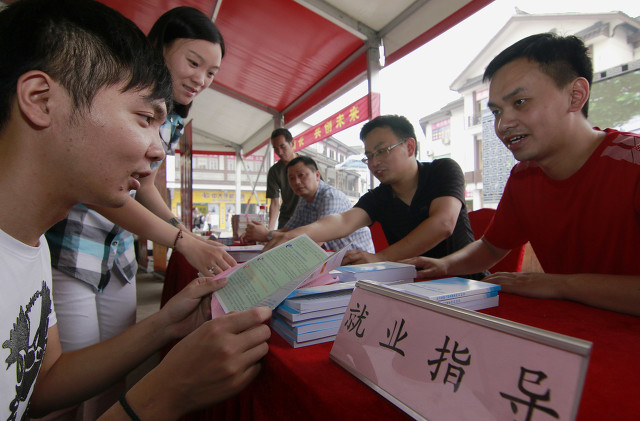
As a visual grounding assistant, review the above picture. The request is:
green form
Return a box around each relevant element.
[213,235,330,313]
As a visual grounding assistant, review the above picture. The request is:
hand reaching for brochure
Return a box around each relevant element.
[401,256,448,278]
[262,230,295,252]
[241,220,270,244]
[341,250,382,265]
[176,231,237,276]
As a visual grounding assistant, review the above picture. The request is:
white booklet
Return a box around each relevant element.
[335,261,416,283]
[383,277,501,301]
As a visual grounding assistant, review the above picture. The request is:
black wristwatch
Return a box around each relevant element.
[168,217,182,227]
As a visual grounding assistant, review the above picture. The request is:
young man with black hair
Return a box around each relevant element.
[405,33,640,316]
[0,1,270,419]
[265,115,481,279]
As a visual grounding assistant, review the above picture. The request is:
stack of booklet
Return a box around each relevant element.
[333,261,416,284]
[271,282,356,348]
[381,277,501,311]
[271,261,417,347]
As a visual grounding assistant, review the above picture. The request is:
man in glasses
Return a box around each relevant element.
[265,115,482,279]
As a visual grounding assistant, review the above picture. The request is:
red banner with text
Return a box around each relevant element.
[291,93,380,151]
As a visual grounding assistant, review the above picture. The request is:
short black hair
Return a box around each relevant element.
[483,33,593,117]
[360,115,418,156]
[286,155,318,172]
[148,6,225,118]
[271,128,293,143]
[0,0,172,133]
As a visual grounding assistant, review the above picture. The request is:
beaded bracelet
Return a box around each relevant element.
[119,393,141,421]
[173,229,183,249]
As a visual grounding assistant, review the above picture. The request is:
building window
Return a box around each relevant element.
[432,118,451,145]
[226,156,235,171]
[209,155,220,170]
[473,89,489,126]
[194,156,208,169]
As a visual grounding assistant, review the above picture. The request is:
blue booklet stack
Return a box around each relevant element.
[334,261,416,284]
[382,277,500,311]
[271,283,355,348]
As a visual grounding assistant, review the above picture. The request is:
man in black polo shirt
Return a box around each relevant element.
[265,115,482,277]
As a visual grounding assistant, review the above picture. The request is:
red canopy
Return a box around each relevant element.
[97,0,493,153]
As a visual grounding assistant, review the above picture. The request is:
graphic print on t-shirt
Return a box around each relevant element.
[2,281,51,420]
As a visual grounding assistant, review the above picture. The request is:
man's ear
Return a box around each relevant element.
[568,77,590,113]
[406,137,417,157]
[16,71,54,128]
[315,170,321,181]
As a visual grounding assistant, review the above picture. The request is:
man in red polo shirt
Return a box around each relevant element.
[405,33,640,317]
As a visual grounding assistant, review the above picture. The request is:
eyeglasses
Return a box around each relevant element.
[361,139,406,164]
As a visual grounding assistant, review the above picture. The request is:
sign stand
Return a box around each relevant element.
[330,281,592,421]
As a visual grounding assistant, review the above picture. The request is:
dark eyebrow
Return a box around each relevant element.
[187,49,220,71]
[151,101,167,123]
[365,141,387,154]
[487,86,526,109]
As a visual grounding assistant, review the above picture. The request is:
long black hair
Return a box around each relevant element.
[148,6,225,118]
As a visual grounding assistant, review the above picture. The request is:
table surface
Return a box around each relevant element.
[162,253,640,421]
[180,292,640,421]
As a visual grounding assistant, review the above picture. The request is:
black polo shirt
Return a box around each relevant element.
[355,159,475,259]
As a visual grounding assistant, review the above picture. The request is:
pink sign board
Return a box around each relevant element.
[330,281,591,421]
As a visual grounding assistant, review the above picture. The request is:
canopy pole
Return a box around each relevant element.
[366,37,383,189]
[239,142,271,210]
[235,149,242,215]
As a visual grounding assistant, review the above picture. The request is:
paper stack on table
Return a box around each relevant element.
[271,282,356,348]
[334,261,416,284]
[272,260,416,348]
[381,277,500,311]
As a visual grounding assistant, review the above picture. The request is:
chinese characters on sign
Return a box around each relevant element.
[292,93,380,151]
[428,335,471,393]
[379,318,408,356]
[332,289,585,421]
[500,367,559,421]
[344,303,368,338]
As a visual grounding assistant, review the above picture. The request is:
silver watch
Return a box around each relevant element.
[266,230,274,241]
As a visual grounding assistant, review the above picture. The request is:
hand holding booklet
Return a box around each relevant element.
[210,235,349,318]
